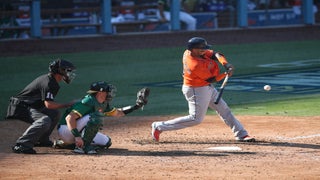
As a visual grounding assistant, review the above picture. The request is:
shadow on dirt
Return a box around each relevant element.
[132,139,320,150]
[2,140,319,156]
[105,148,255,157]
[250,141,320,149]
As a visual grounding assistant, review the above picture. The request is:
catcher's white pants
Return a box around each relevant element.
[154,85,248,139]
[157,11,197,30]
[57,114,110,146]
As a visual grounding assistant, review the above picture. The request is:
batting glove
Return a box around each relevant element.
[224,63,234,76]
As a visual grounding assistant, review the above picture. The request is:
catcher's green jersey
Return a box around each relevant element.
[59,94,113,125]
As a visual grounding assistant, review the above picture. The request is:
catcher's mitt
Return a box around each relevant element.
[136,87,150,107]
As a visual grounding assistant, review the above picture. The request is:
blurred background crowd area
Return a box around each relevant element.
[2,0,318,12]
[1,0,319,39]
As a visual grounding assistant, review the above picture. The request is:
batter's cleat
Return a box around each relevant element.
[151,122,161,142]
[12,144,36,154]
[236,135,256,142]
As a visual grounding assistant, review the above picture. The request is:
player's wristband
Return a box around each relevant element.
[71,128,81,137]
[104,108,117,116]
[121,105,140,115]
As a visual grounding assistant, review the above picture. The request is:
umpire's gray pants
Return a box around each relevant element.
[16,108,59,148]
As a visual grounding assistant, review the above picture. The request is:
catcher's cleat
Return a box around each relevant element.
[151,122,161,142]
[236,135,255,142]
[96,138,112,152]
[73,147,85,154]
[105,137,112,149]
[12,144,36,154]
[53,139,75,149]
[74,146,97,154]
[84,145,98,154]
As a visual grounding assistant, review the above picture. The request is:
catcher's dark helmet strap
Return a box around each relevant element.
[87,81,116,100]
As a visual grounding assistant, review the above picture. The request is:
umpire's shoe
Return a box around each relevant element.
[12,144,36,154]
[35,140,54,147]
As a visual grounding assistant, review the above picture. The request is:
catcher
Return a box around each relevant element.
[54,81,150,154]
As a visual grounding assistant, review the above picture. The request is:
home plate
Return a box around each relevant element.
[207,146,242,151]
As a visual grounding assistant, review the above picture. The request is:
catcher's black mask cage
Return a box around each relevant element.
[87,81,116,101]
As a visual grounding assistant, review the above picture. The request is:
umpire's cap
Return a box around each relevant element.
[187,37,211,50]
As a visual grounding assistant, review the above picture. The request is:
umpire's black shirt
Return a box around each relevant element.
[16,74,60,109]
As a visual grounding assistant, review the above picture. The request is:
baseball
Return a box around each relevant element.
[264,85,271,91]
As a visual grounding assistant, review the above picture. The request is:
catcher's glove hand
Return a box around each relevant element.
[136,87,150,107]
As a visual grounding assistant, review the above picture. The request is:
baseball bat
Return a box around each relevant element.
[214,74,229,104]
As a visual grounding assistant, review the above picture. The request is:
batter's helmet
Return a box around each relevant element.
[87,81,116,101]
[187,37,211,50]
[49,58,76,84]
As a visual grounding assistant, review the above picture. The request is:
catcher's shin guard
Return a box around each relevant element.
[81,115,102,152]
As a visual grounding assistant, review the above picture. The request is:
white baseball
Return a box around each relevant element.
[264,85,271,91]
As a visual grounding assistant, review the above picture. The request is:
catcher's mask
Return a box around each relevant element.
[49,59,76,84]
[87,81,116,101]
[187,37,211,50]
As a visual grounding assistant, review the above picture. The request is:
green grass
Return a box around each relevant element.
[229,96,320,116]
[1,40,320,119]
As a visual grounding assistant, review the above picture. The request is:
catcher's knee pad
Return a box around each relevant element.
[81,115,103,147]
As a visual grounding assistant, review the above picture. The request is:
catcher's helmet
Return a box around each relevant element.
[187,37,211,50]
[87,81,116,101]
[49,59,76,84]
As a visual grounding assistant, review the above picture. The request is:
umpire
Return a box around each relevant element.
[6,58,76,154]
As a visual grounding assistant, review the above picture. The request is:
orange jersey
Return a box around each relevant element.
[182,49,228,87]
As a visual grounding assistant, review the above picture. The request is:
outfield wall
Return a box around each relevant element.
[1,26,319,57]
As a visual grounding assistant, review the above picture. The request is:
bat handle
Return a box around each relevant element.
[214,73,229,104]
[214,89,223,104]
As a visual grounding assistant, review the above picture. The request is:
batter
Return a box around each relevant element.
[151,37,255,142]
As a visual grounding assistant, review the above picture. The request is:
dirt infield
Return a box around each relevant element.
[1,26,320,179]
[1,116,320,179]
